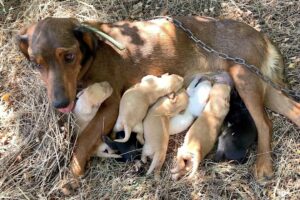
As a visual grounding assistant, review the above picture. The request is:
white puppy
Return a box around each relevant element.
[169,76,212,135]
[113,73,184,143]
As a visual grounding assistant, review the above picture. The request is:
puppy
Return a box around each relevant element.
[169,75,212,135]
[74,82,113,134]
[215,90,257,162]
[171,72,232,180]
[73,82,120,159]
[104,131,143,162]
[142,89,189,180]
[114,73,184,143]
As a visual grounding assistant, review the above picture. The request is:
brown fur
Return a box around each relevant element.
[142,89,188,180]
[17,16,300,184]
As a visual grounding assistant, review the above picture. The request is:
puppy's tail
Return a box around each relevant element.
[114,124,131,143]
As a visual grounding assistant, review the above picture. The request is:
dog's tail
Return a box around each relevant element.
[262,39,300,127]
[114,124,131,143]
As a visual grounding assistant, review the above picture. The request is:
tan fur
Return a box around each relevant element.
[171,83,231,180]
[142,89,188,180]
[113,74,184,143]
[74,82,113,134]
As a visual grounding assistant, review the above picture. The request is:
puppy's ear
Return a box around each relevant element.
[16,27,30,59]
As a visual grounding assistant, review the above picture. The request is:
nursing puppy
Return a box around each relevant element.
[215,90,257,162]
[114,74,184,143]
[74,82,113,134]
[142,89,189,180]
[73,82,120,158]
[169,75,212,135]
[171,72,232,180]
[104,131,143,162]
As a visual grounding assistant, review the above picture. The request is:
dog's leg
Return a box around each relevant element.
[136,132,145,145]
[230,66,273,180]
[147,152,166,180]
[70,94,119,177]
[141,148,147,163]
[188,151,201,179]
[94,143,122,158]
[96,152,122,158]
[265,85,300,127]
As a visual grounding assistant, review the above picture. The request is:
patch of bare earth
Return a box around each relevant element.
[0,0,299,199]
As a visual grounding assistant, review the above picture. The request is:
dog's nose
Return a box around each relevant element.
[52,97,70,108]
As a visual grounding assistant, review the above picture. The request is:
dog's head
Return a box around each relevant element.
[17,17,98,112]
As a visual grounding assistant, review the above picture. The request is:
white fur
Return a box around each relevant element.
[169,109,194,135]
[169,78,212,135]
[187,80,212,117]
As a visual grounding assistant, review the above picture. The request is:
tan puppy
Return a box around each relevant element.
[73,82,120,159]
[171,73,232,180]
[142,89,189,180]
[114,74,184,143]
[74,82,113,134]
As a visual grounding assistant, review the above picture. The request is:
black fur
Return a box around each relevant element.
[215,90,257,163]
[104,131,142,162]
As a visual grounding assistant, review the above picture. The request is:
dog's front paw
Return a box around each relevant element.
[60,176,80,196]
[253,154,273,181]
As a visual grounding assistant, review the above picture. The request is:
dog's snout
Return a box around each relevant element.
[52,85,70,108]
[52,97,70,108]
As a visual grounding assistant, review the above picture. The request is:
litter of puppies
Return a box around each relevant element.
[74,72,257,180]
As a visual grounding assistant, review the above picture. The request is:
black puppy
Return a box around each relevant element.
[215,90,257,163]
[104,131,143,162]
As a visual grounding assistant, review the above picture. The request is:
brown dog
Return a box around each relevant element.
[142,89,188,180]
[113,73,183,143]
[171,73,232,180]
[17,17,300,183]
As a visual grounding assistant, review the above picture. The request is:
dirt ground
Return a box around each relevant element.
[0,0,299,199]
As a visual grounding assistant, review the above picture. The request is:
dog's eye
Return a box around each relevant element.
[64,53,75,63]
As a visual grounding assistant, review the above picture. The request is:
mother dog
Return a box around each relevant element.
[17,16,300,182]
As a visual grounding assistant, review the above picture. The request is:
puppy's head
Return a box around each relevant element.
[86,82,113,107]
[169,89,189,115]
[17,17,98,112]
[160,73,184,93]
[78,82,113,109]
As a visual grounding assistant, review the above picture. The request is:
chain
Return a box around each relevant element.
[150,16,300,102]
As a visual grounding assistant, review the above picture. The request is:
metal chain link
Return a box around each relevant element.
[151,16,300,102]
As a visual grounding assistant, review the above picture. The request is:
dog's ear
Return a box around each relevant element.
[74,26,98,55]
[16,27,30,59]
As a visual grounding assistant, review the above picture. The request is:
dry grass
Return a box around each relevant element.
[0,0,299,199]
